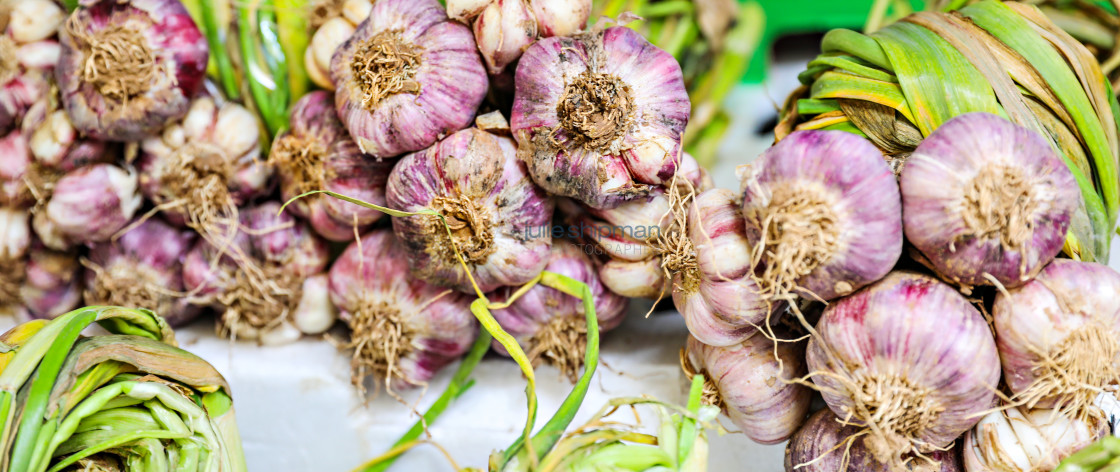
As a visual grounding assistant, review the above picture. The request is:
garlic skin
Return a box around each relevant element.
[993,259,1120,417]
[182,202,331,343]
[292,274,338,335]
[387,115,553,294]
[21,244,82,319]
[83,217,200,326]
[490,241,628,381]
[330,0,488,158]
[33,163,142,250]
[963,406,1106,472]
[329,229,477,390]
[57,0,208,141]
[139,97,271,228]
[270,91,392,242]
[511,26,690,210]
[903,113,1078,289]
[674,188,770,347]
[686,332,811,445]
[786,408,965,472]
[807,271,1001,466]
[742,129,902,302]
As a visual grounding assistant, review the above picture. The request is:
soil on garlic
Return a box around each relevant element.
[343,299,415,395]
[427,195,495,265]
[350,29,422,109]
[66,18,156,105]
[748,186,842,302]
[556,71,635,152]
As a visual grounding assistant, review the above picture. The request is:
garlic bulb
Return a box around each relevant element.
[490,241,628,381]
[270,90,392,241]
[902,113,1078,289]
[448,0,591,75]
[742,129,903,303]
[511,26,690,210]
[57,0,208,141]
[685,332,811,445]
[31,163,142,250]
[387,112,553,294]
[673,188,772,347]
[993,259,1120,420]
[329,229,477,391]
[330,0,488,158]
[786,408,965,472]
[182,202,332,344]
[20,242,82,319]
[807,271,1001,467]
[139,96,271,235]
[963,406,1106,472]
[83,217,200,327]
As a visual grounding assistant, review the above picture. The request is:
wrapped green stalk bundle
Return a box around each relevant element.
[0,306,246,471]
[781,0,1120,264]
[1055,436,1120,471]
[591,0,764,168]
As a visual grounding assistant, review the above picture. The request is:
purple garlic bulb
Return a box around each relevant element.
[993,259,1120,420]
[21,242,82,319]
[447,0,591,75]
[182,202,333,345]
[673,188,771,347]
[330,0,488,158]
[139,97,271,232]
[57,0,208,141]
[329,229,478,391]
[806,271,1000,467]
[270,91,392,241]
[490,241,628,381]
[902,113,1078,289]
[32,163,142,251]
[83,217,200,326]
[387,112,553,294]
[685,332,811,445]
[786,408,964,472]
[741,129,902,303]
[511,26,690,210]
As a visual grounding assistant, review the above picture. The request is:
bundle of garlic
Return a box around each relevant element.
[447,0,592,76]
[182,201,334,345]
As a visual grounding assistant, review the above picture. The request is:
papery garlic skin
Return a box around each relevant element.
[387,118,553,294]
[329,229,477,390]
[902,113,1078,288]
[673,188,770,347]
[33,163,141,250]
[490,241,627,380]
[512,26,689,210]
[139,97,270,227]
[84,217,200,326]
[963,406,1106,472]
[786,408,965,472]
[21,244,82,319]
[686,333,810,445]
[182,202,331,343]
[57,0,208,141]
[742,129,902,302]
[993,259,1120,416]
[807,271,1000,465]
[270,91,391,241]
[330,0,488,158]
[472,0,536,75]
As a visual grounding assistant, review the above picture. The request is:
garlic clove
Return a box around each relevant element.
[531,0,591,37]
[341,0,373,25]
[29,110,76,167]
[599,258,665,299]
[260,320,303,346]
[305,45,335,90]
[312,18,356,75]
[292,274,338,334]
[447,0,491,21]
[213,102,260,158]
[8,0,66,44]
[181,99,217,140]
[473,0,536,75]
[17,41,61,70]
